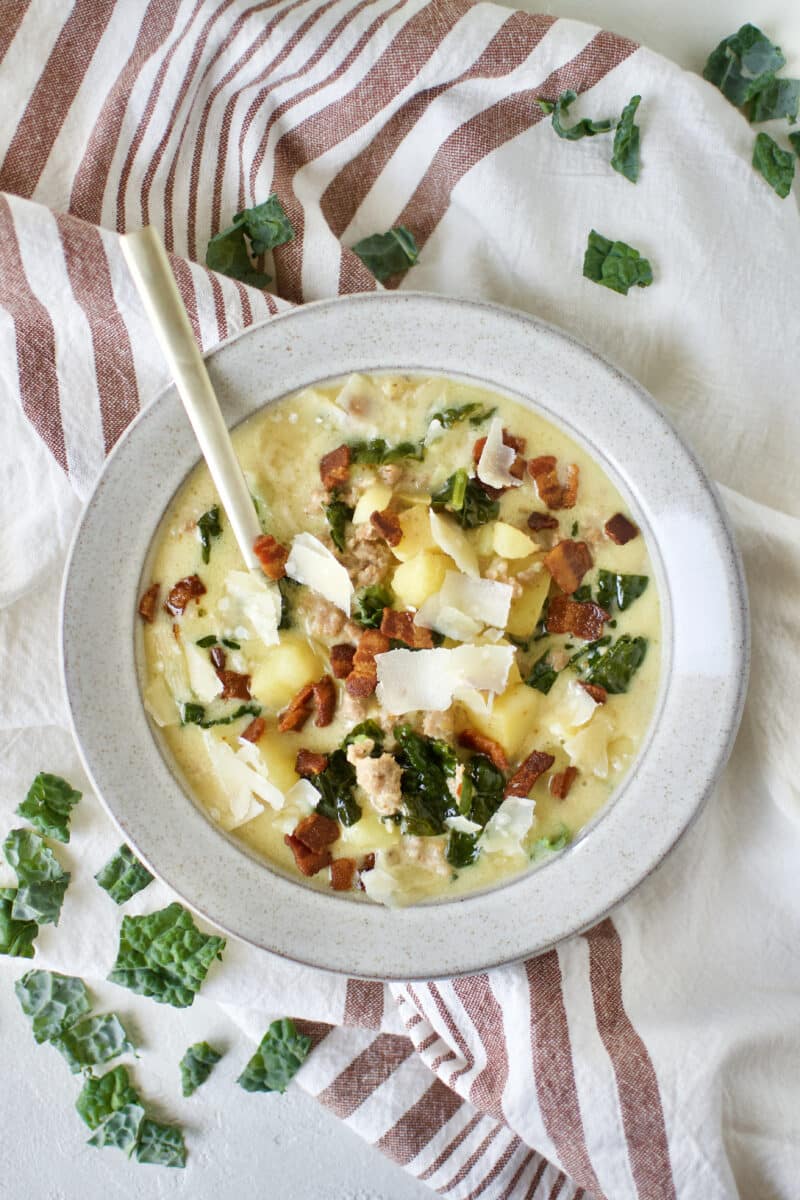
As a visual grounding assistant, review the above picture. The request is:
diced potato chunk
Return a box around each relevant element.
[250,635,323,710]
[352,483,393,524]
[393,505,438,561]
[338,809,398,852]
[493,522,536,558]
[473,524,496,556]
[457,682,542,758]
[392,552,452,608]
[506,568,551,640]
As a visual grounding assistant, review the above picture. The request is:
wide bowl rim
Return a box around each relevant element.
[60,291,749,980]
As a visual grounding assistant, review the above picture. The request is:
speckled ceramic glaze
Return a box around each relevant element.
[61,294,749,980]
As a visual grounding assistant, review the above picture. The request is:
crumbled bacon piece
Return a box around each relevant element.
[138,583,160,623]
[278,682,315,732]
[345,630,390,697]
[319,444,351,490]
[253,533,289,580]
[472,429,527,461]
[164,574,206,616]
[313,674,337,727]
[543,540,593,595]
[579,682,608,704]
[528,457,579,510]
[330,857,357,891]
[284,833,332,877]
[209,645,226,670]
[240,717,266,743]
[546,595,608,641]
[380,609,434,649]
[330,643,356,679]
[294,811,340,851]
[605,513,639,545]
[369,508,402,547]
[458,729,509,772]
[550,766,578,799]
[472,431,527,497]
[527,511,559,532]
[295,749,329,776]
[216,670,251,700]
[505,750,555,798]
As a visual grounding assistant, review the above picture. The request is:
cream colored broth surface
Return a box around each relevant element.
[141,374,660,906]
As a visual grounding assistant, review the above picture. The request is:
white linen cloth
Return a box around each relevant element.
[1,3,799,1196]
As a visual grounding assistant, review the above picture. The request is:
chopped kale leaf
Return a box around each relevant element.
[341,721,385,753]
[180,1041,222,1097]
[431,402,496,428]
[323,498,354,553]
[395,725,458,836]
[462,754,506,828]
[134,1118,187,1167]
[352,584,393,629]
[311,748,362,826]
[15,969,91,1043]
[95,845,154,906]
[197,506,222,564]
[3,828,70,926]
[54,1013,135,1074]
[351,226,419,282]
[611,94,641,182]
[431,471,499,529]
[583,229,653,295]
[446,830,479,868]
[749,77,800,123]
[703,24,785,107]
[595,570,649,613]
[88,1103,145,1155]
[17,772,81,843]
[108,902,226,1008]
[206,195,294,286]
[180,701,261,728]
[532,825,571,858]
[0,888,38,958]
[585,634,648,693]
[348,437,424,465]
[77,1065,140,1130]
[537,90,614,139]
[278,576,300,630]
[752,132,795,197]
[525,651,559,695]
[237,1018,311,1093]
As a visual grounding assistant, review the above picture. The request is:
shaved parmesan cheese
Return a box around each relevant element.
[225,570,281,646]
[151,624,191,703]
[335,373,380,423]
[429,510,479,577]
[563,710,616,780]
[352,482,393,524]
[273,778,319,834]
[445,814,482,835]
[202,731,284,829]
[286,532,353,614]
[415,571,512,641]
[376,643,513,714]
[476,418,523,490]
[492,521,536,558]
[453,687,495,717]
[143,677,180,727]
[426,605,482,641]
[479,796,535,855]
[424,418,445,446]
[547,678,599,738]
[183,640,223,703]
[361,850,403,908]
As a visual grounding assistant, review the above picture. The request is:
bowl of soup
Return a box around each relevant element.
[61,293,747,978]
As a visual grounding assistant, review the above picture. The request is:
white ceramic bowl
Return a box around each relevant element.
[61,294,748,979]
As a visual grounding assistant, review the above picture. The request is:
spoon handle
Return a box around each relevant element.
[120,226,262,571]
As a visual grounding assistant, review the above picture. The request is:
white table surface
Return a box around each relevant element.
[2,4,798,1199]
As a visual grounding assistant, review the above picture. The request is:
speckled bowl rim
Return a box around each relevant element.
[61,293,749,980]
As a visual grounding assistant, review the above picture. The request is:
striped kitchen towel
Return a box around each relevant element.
[2,2,800,1198]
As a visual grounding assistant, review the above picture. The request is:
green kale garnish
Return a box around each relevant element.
[749,77,800,123]
[237,1018,312,1093]
[180,701,262,728]
[790,131,800,157]
[583,230,653,295]
[703,24,786,107]
[0,888,38,958]
[431,402,496,428]
[537,90,614,139]
[180,1041,222,1097]
[278,576,300,630]
[88,1104,145,1154]
[77,1065,139,1130]
[352,226,419,282]
[352,584,393,629]
[611,94,641,182]
[752,132,795,197]
[531,824,571,858]
[462,754,506,827]
[54,1013,136,1074]
[525,651,559,695]
[15,969,91,1043]
[595,570,649,613]
[16,772,81,844]
[134,1119,187,1167]
[567,634,612,671]
[95,845,154,906]
[3,828,70,925]
[431,471,499,528]
[585,634,648,693]
[108,902,226,1008]
[196,635,218,648]
[206,195,294,286]
[341,720,385,753]
[446,830,479,868]
[197,506,222,564]
[323,498,354,552]
[310,749,361,826]
[394,725,458,836]
[348,437,424,465]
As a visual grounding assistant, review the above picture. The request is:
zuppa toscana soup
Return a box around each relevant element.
[138,374,660,906]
